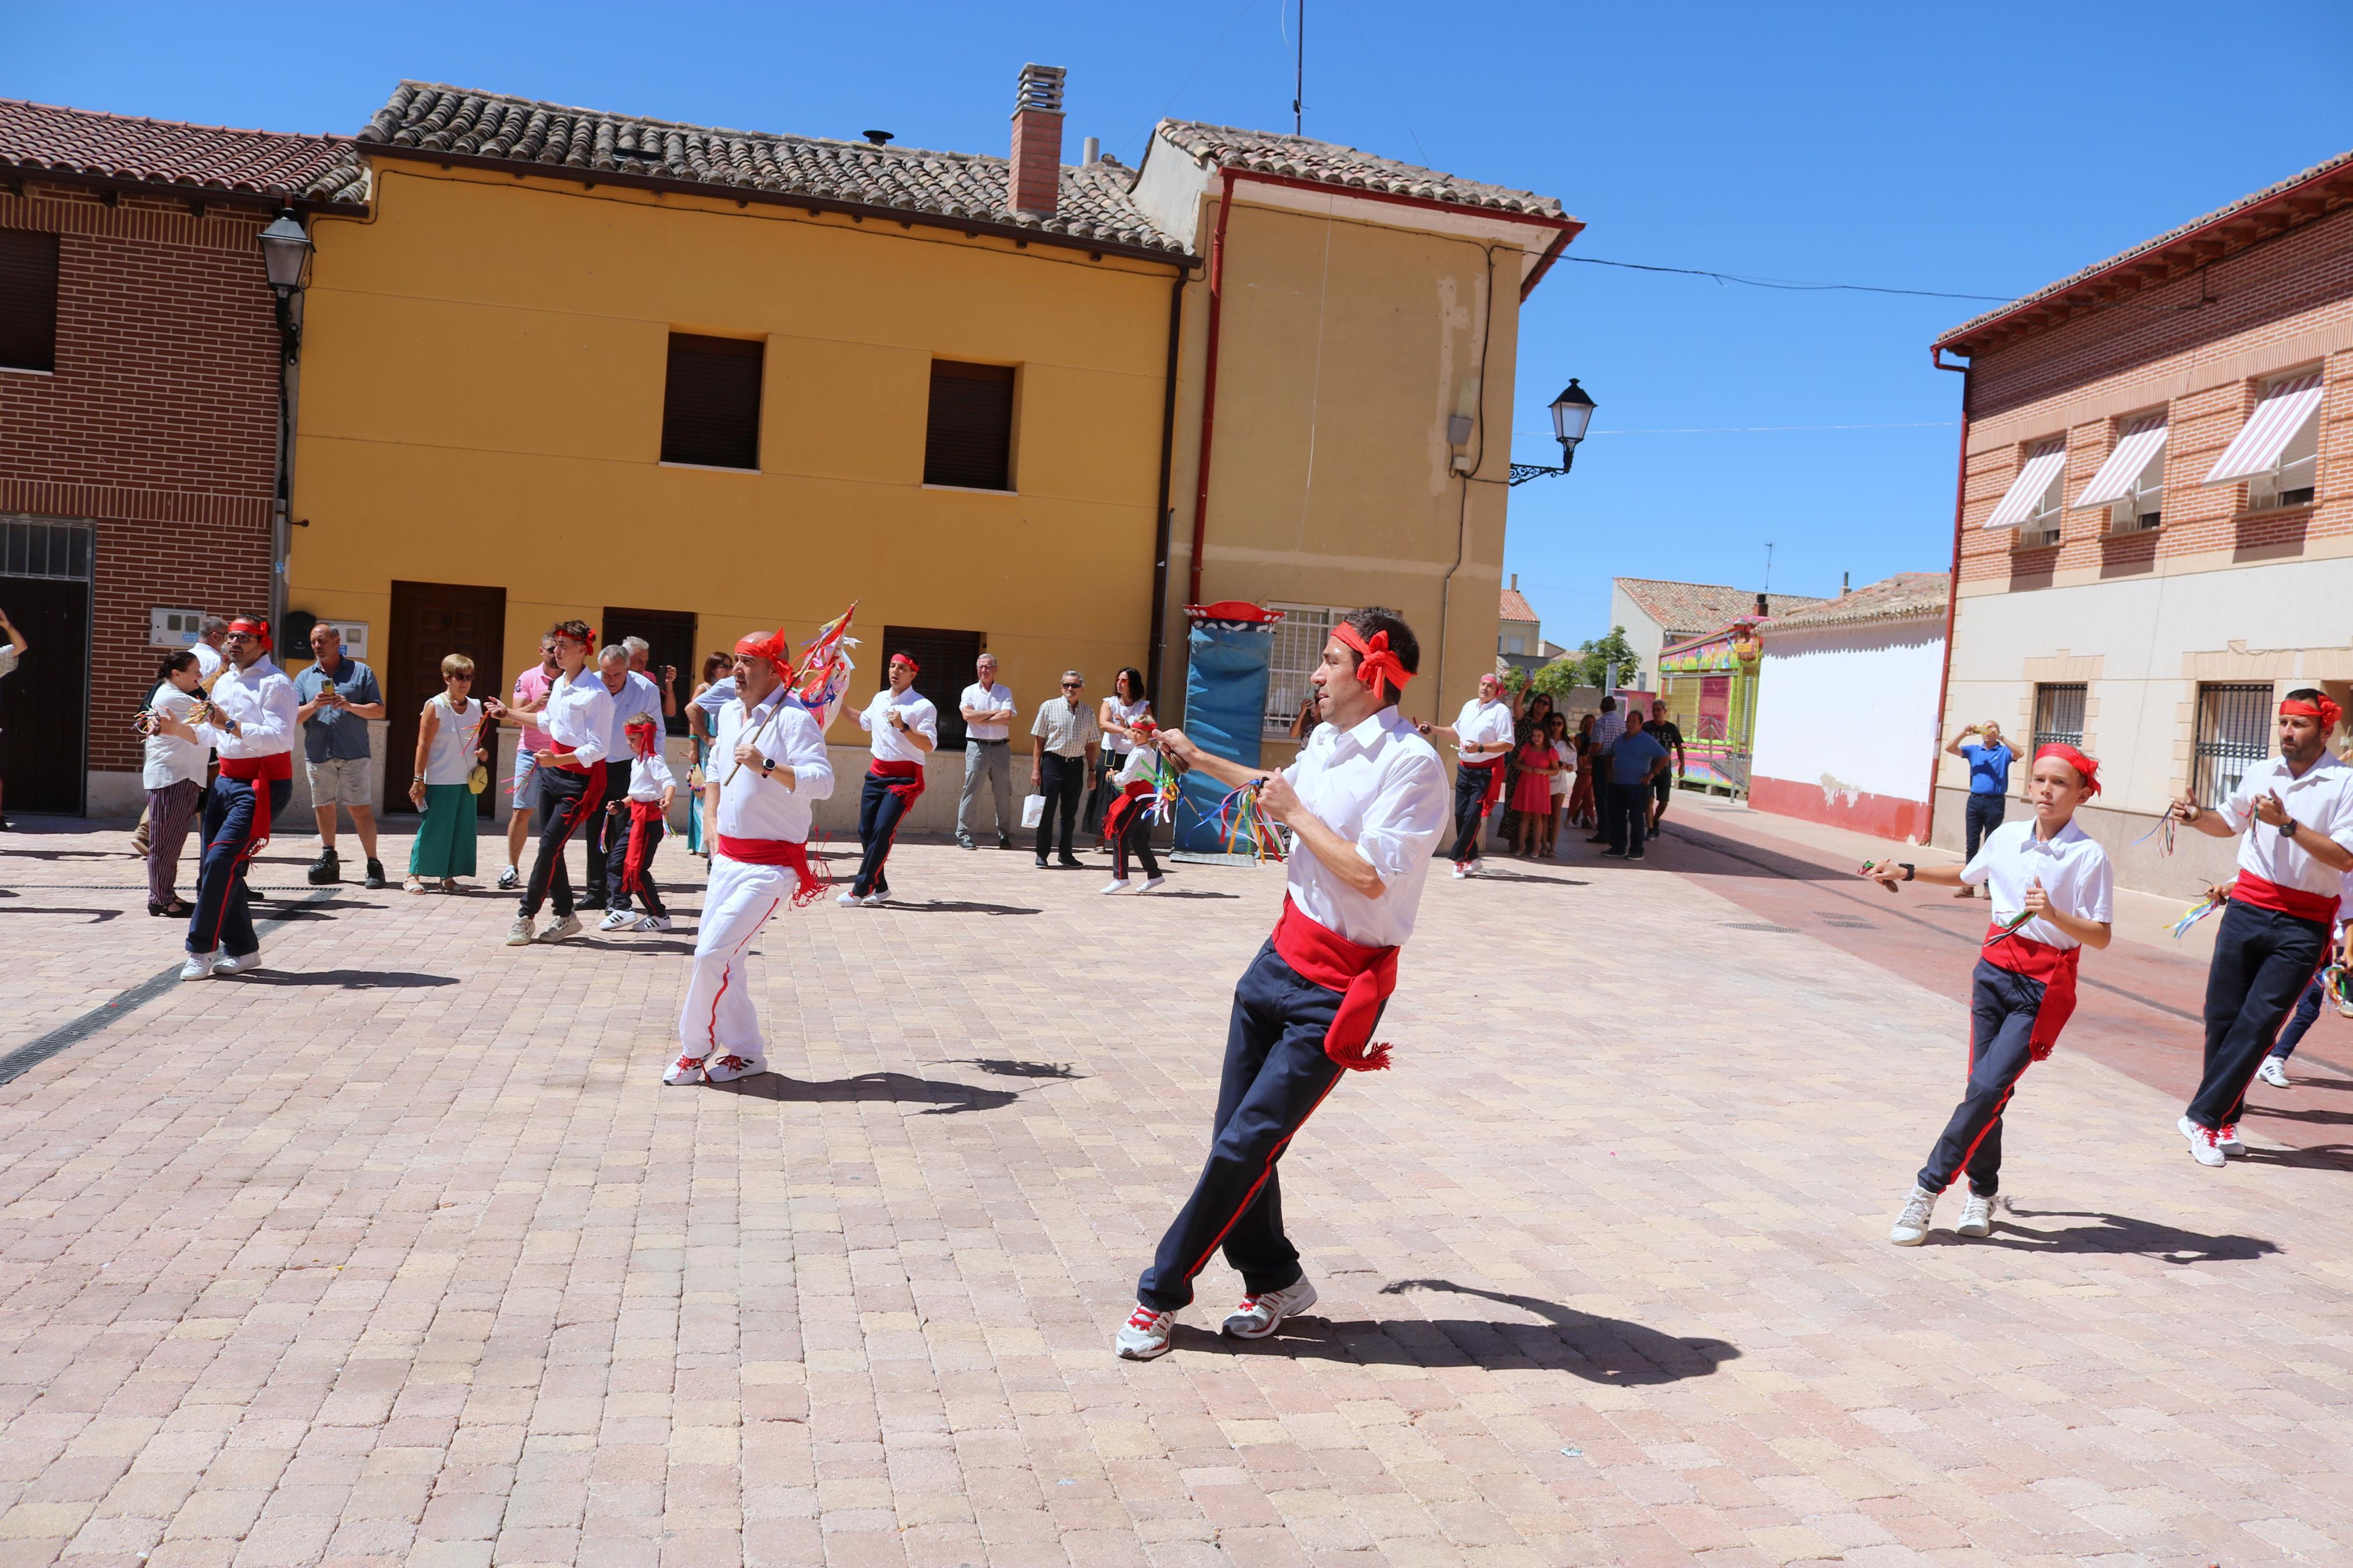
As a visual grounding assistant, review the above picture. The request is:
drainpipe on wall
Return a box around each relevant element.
[1924,349,1970,847]
[1186,168,1238,607]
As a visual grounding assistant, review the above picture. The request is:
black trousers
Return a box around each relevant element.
[1137,941,1362,1312]
[1964,793,2006,861]
[583,759,632,906]
[522,763,599,919]
[1606,779,1648,854]
[187,776,292,957]
[1112,800,1161,883]
[1036,752,1085,860]
[852,771,912,897]
[2188,901,2331,1130]
[613,809,669,918]
[1918,959,2049,1196]
[1446,762,1497,863]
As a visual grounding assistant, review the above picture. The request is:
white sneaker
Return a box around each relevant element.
[2258,1057,2291,1089]
[1222,1279,1318,1339]
[2216,1122,2242,1157]
[1889,1184,1938,1246]
[1955,1192,1994,1238]
[662,1053,706,1086]
[1099,878,1131,895]
[495,865,519,890]
[1114,1303,1175,1361]
[598,908,633,931]
[861,893,886,906]
[179,950,218,982]
[1141,876,1167,893]
[2180,1115,2225,1168]
[1451,865,1468,880]
[536,914,581,944]
[504,916,536,947]
[836,890,862,906]
[211,950,261,977]
[706,1053,766,1083]
[632,915,673,933]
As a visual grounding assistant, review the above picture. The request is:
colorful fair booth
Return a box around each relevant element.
[1173,601,1284,859]
[1655,616,1763,797]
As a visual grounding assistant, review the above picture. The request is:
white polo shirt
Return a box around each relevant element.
[715,690,834,843]
[203,656,298,760]
[1282,707,1451,949]
[1961,818,2113,950]
[1451,697,1514,763]
[2214,751,2353,900]
[959,681,1017,742]
[541,671,615,769]
[858,686,938,765]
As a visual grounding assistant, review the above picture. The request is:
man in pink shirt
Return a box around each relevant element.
[496,635,561,889]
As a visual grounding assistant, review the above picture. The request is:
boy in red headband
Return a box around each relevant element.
[1115,607,1448,1360]
[1099,716,1167,894]
[601,716,677,932]
[1866,744,2112,1244]
[839,651,937,906]
[2170,687,2353,1166]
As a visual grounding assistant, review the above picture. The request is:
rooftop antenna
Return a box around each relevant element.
[1293,0,1305,134]
[1762,540,1774,595]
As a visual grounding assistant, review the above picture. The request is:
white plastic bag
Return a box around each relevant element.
[1021,793,1046,829]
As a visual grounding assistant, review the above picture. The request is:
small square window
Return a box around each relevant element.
[923,361,1016,491]
[660,334,763,470]
[0,229,61,373]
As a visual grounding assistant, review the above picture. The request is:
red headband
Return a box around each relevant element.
[624,716,660,759]
[1331,623,1412,701]
[734,630,793,677]
[226,616,271,653]
[2033,742,2101,797]
[2282,696,2344,734]
[555,627,595,648]
[890,652,920,675]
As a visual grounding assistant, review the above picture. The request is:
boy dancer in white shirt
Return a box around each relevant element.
[602,716,679,932]
[1116,608,1449,1360]
[1867,744,2113,1244]
[1101,716,1167,895]
[668,630,835,1086]
[840,652,936,905]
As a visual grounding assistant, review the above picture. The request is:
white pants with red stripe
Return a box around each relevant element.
[677,853,793,1064]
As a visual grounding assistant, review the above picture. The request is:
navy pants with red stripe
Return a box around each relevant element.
[1137,941,1368,1313]
[187,777,292,958]
[1917,958,2049,1197]
[2189,901,2330,1130]
[851,771,911,898]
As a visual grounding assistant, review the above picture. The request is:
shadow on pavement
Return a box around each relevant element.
[1983,1207,2279,1263]
[1144,889,1239,900]
[935,1058,1085,1081]
[0,906,122,922]
[1189,1278,1738,1384]
[723,1071,1021,1115]
[1463,870,1589,887]
[881,899,1041,916]
[2233,1143,2353,1172]
[233,969,461,989]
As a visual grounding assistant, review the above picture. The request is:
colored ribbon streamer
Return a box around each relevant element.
[2167,890,2228,940]
[1214,778,1286,864]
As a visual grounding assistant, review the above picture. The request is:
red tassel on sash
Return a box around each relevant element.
[871,758,924,806]
[1270,895,1400,1072]
[216,752,292,862]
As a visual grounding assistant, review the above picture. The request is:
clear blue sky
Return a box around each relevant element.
[13,2,2352,645]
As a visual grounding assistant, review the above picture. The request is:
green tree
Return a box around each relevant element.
[1570,625,1639,690]
[1530,657,1582,702]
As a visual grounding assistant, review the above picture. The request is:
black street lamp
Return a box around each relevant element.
[1510,378,1597,486]
[257,209,313,358]
[257,209,313,628]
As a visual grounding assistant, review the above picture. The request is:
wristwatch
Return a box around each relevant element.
[1898,862,1916,881]
[760,756,775,777]
[2278,818,2297,841]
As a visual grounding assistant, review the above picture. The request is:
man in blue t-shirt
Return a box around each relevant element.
[1604,724,1670,861]
[1944,720,2016,897]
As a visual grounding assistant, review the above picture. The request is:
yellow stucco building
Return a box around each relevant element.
[285,71,1573,823]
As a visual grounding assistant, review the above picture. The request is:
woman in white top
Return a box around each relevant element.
[1090,667,1152,849]
[140,649,208,916]
[406,653,488,891]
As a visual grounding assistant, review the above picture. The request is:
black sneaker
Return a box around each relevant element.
[306,849,341,884]
[1056,856,1085,869]
[996,835,1013,851]
[363,858,387,890]
[1034,856,1049,869]
[958,838,977,851]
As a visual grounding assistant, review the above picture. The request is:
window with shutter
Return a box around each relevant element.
[660,334,763,470]
[923,361,1016,491]
[0,229,62,373]
[602,606,699,736]
[880,625,984,749]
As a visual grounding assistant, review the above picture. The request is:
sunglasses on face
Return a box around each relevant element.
[1062,681,1083,689]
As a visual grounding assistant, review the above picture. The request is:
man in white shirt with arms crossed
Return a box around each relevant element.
[956,653,1017,851]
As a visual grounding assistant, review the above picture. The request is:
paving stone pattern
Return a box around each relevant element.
[2,823,2350,1566]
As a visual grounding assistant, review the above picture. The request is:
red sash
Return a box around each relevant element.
[1103,778,1154,840]
[216,751,291,862]
[1983,925,2082,1061]
[1463,755,1506,817]
[1270,895,1400,1072]
[2230,872,2341,926]
[716,833,826,906]
[871,758,924,806]
[623,799,665,895]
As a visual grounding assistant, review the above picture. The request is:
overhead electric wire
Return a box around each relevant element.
[1558,254,2014,302]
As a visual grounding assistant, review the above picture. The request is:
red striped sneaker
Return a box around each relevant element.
[1114,1303,1174,1361]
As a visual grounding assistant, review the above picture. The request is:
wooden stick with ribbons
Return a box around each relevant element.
[722,602,859,787]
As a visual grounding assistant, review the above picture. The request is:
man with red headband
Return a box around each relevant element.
[1866,743,2112,1243]
[839,651,936,906]
[2170,687,2353,1166]
[1115,607,1447,1361]
[171,615,298,979]
[1419,671,1514,877]
[668,630,834,1085]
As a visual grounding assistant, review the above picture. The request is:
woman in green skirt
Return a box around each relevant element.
[406,653,488,891]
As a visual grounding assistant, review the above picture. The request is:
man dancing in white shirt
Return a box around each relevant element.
[502,621,612,946]
[1420,671,1514,877]
[668,630,835,1085]
[840,651,936,905]
[159,615,298,979]
[1116,607,1449,1361]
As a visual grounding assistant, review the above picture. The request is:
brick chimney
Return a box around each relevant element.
[1010,63,1066,218]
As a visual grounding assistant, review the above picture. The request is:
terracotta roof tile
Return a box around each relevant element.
[1613,577,1829,635]
[1499,585,1538,624]
[355,83,1188,255]
[1763,572,1949,632]
[0,98,367,208]
[1155,120,1564,218]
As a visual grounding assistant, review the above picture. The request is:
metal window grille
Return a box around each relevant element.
[0,516,94,581]
[1264,605,1343,734]
[2029,684,2086,791]
[2192,682,2273,809]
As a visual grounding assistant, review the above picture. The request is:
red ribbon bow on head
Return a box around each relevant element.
[734,629,793,679]
[226,616,271,653]
[2282,696,2345,736]
[1332,622,1412,701]
[624,717,661,761]
[2034,742,2101,797]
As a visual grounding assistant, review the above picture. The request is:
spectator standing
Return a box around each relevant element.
[1946,720,2016,899]
[624,636,680,721]
[1090,667,1152,850]
[1287,687,1323,740]
[957,652,1018,851]
[134,614,226,856]
[1645,699,1687,833]
[140,649,206,915]
[584,645,663,913]
[495,637,561,890]
[1031,670,1100,869]
[405,655,488,892]
[1545,712,1575,856]
[1584,696,1626,845]
[1603,721,1670,860]
[842,652,938,904]
[686,650,733,857]
[1566,713,1598,829]
[294,623,388,887]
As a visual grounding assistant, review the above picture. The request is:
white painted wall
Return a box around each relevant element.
[1609,584,1667,688]
[1753,620,1946,803]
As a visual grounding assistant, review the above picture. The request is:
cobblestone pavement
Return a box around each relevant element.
[3,817,2351,1567]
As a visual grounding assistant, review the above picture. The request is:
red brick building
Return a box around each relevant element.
[0,101,365,815]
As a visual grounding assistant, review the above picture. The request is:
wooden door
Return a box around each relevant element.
[0,571,90,815]
[386,581,506,816]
